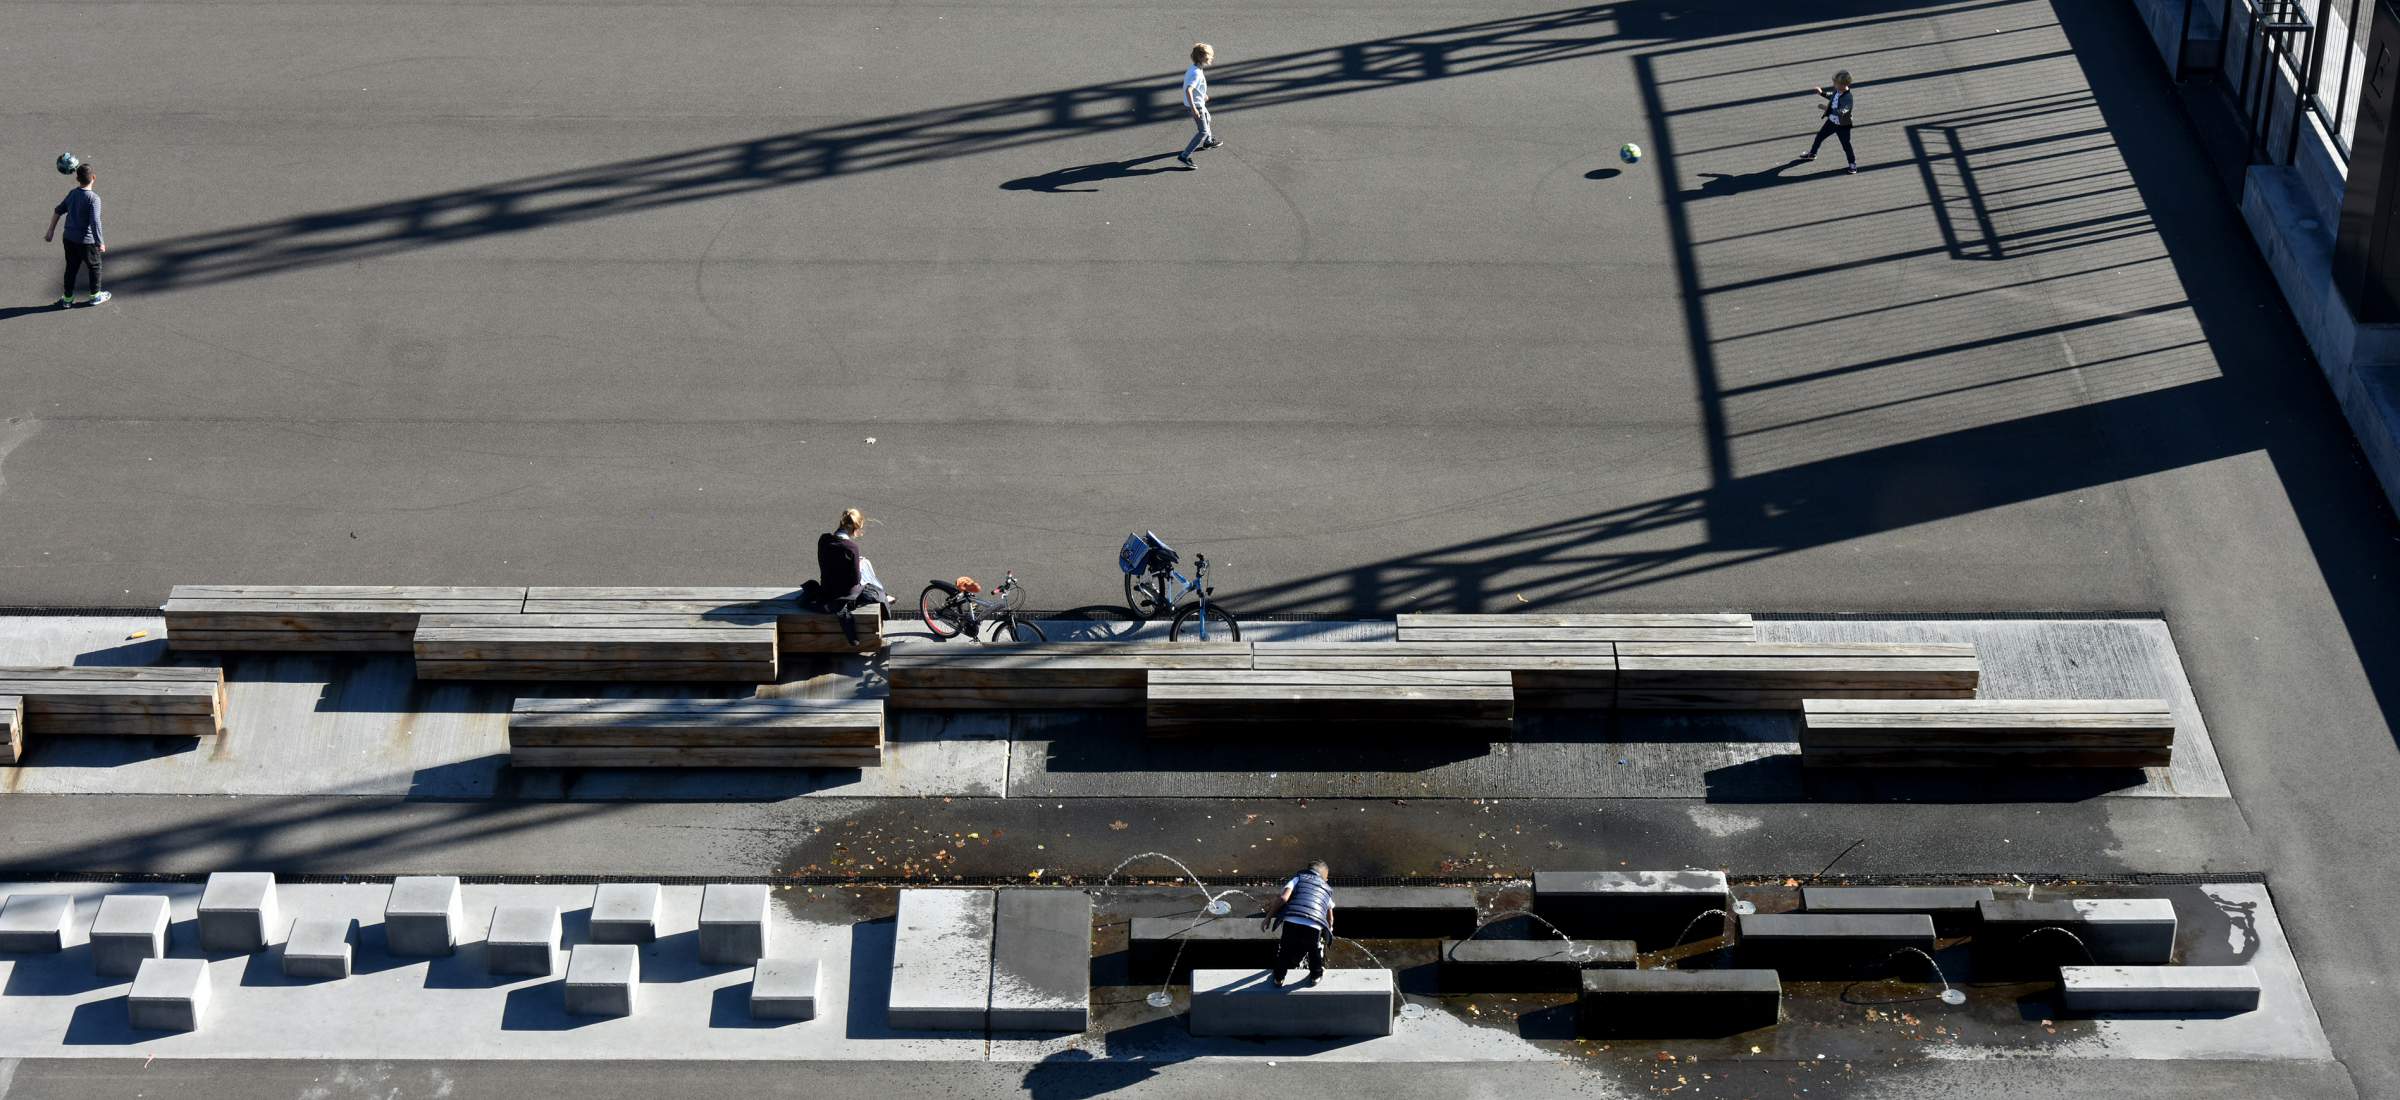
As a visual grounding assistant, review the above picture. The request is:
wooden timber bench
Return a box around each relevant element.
[507,696,883,768]
[163,585,527,652]
[1614,642,1978,709]
[1253,642,1617,709]
[414,614,778,681]
[885,642,1251,709]
[1396,613,1755,643]
[1145,669,1514,735]
[523,587,882,654]
[1797,699,2173,768]
[0,667,227,754]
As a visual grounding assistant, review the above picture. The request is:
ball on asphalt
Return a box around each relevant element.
[1619,142,1642,164]
[55,152,79,175]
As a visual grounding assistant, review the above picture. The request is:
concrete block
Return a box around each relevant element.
[1333,886,1478,938]
[487,905,562,977]
[1578,969,1781,1038]
[2060,965,2261,1014]
[589,883,661,944]
[90,894,171,977]
[1534,870,1732,947]
[128,957,212,1032]
[699,884,770,966]
[1803,886,1993,916]
[989,888,1090,1032]
[1979,898,2178,965]
[750,958,820,1021]
[283,917,357,980]
[198,872,280,953]
[564,944,638,1017]
[1188,968,1394,1037]
[1738,913,1936,978]
[889,888,995,1031]
[0,892,72,953]
[1442,937,1635,993]
[1129,914,1277,979]
[384,876,465,957]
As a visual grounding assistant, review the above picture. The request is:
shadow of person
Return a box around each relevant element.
[1685,160,1805,199]
[1002,154,1186,193]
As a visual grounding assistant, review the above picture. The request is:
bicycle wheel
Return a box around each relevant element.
[1168,602,1241,642]
[997,616,1048,643]
[1124,571,1175,620]
[918,585,964,641]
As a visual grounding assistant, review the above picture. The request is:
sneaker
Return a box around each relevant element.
[88,290,112,305]
[54,295,72,309]
[1307,970,1324,984]
[1177,154,1196,169]
[1844,163,1857,175]
[1797,152,1815,162]
[1201,139,1223,150]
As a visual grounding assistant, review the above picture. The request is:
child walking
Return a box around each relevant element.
[43,162,110,306]
[1178,43,1222,169]
[1799,71,1858,175]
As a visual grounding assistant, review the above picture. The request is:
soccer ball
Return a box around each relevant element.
[55,152,79,175]
[1619,143,1643,164]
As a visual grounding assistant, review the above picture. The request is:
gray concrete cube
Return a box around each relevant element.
[564,944,638,1017]
[487,905,562,976]
[128,957,212,1032]
[91,894,172,977]
[198,872,280,953]
[384,876,464,957]
[0,893,72,954]
[750,958,820,1021]
[589,883,661,944]
[699,884,770,965]
[283,917,357,980]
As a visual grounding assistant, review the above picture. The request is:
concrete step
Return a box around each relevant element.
[889,888,995,1031]
[1578,968,1782,1039]
[1533,870,1732,948]
[989,888,1090,1032]
[1737,912,1937,978]
[1441,937,1635,992]
[2061,965,2260,1014]
[1187,968,1394,1038]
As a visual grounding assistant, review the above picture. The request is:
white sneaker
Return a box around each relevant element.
[88,290,112,305]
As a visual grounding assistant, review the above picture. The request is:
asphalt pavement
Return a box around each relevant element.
[3,0,2398,1096]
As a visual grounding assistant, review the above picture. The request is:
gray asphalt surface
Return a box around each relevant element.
[4,0,2399,1096]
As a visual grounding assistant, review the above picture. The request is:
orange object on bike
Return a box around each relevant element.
[955,576,981,593]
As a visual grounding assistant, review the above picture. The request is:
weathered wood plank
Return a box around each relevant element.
[511,697,882,716]
[1798,698,2171,768]
[416,660,778,682]
[1398,613,1755,643]
[1253,642,1615,670]
[524,586,803,602]
[417,614,777,630]
[27,714,223,738]
[509,696,882,748]
[509,745,885,768]
[1145,668,1516,734]
[1147,670,1516,694]
[888,687,1148,710]
[1612,642,1978,709]
[168,585,528,601]
[166,630,414,653]
[1,695,21,765]
[0,667,225,683]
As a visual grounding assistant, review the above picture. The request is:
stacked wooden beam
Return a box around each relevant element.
[524,587,883,654]
[414,614,778,681]
[0,666,226,740]
[1396,613,1755,643]
[1,694,21,765]
[886,642,1251,709]
[162,585,526,652]
[1798,699,2173,768]
[1254,641,1616,709]
[507,696,884,768]
[1614,642,1979,709]
[1145,669,1514,735]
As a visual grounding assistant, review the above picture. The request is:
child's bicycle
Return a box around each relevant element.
[1118,531,1241,641]
[917,572,1047,643]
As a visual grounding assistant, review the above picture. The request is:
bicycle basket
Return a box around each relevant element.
[1118,534,1149,575]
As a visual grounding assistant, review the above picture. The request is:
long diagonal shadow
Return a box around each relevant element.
[113,4,1634,294]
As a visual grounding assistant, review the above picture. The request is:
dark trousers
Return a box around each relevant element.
[1270,921,1325,983]
[1808,120,1855,163]
[61,241,101,297]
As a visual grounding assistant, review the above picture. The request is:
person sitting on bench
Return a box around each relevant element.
[816,508,895,608]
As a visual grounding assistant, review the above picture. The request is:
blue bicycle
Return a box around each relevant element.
[1119,531,1241,641]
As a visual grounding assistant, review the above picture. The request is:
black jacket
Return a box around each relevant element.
[1818,87,1854,126]
[817,533,862,599]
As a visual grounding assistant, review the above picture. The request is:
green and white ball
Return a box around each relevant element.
[1618,142,1642,164]
[55,152,80,175]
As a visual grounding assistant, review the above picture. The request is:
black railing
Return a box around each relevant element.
[2216,0,2372,166]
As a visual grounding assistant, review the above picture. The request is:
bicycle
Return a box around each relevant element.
[917,572,1048,643]
[1118,531,1241,642]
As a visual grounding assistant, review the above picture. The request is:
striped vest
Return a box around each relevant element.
[1283,872,1332,929]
